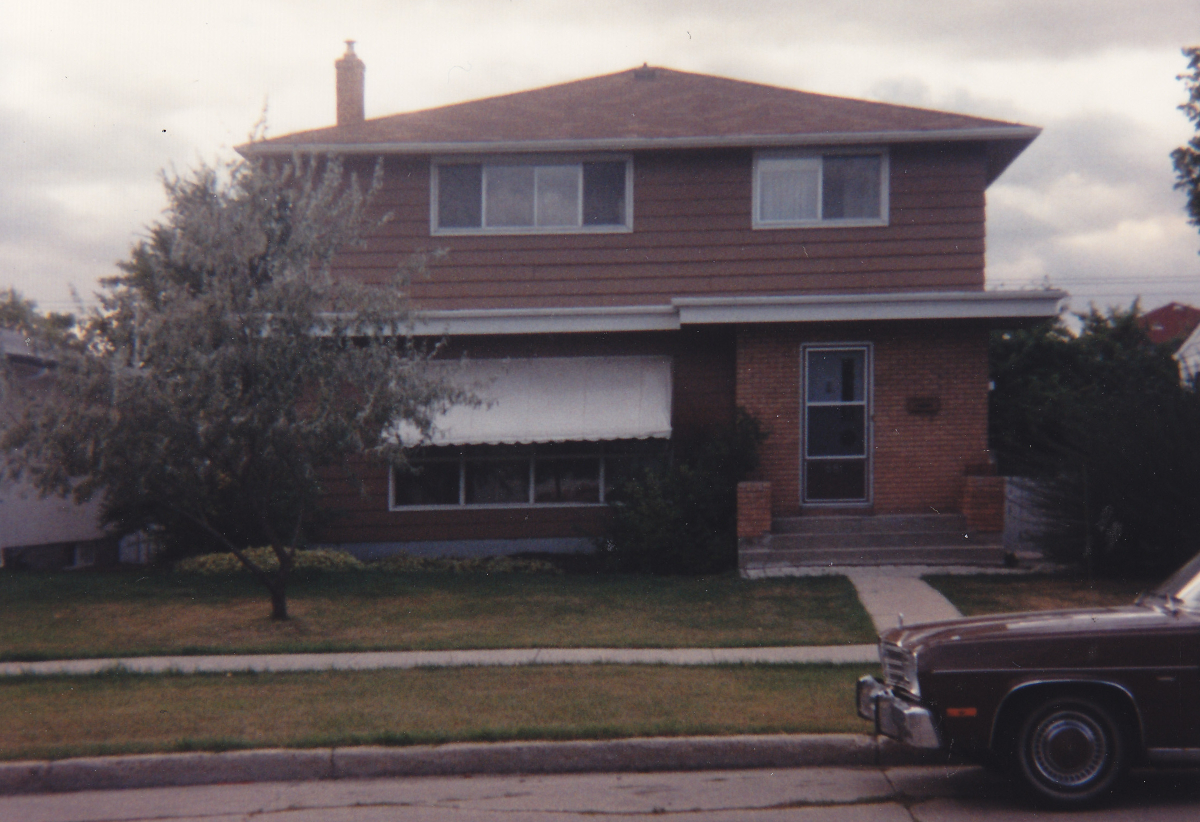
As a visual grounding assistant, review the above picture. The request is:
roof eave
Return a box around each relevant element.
[410,290,1066,336]
[239,125,1042,164]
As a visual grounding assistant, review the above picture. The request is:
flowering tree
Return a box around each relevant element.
[2,155,464,619]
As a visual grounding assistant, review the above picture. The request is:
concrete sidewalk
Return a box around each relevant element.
[0,644,880,677]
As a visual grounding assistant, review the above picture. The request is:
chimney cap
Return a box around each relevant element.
[343,40,357,56]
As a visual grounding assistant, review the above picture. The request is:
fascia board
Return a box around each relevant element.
[408,291,1064,336]
[240,126,1041,158]
[410,305,680,336]
[673,290,1067,325]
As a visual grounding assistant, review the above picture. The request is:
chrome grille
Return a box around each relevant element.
[880,641,918,696]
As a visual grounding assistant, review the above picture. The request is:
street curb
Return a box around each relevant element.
[0,734,957,795]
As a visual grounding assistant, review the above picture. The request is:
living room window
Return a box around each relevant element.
[432,158,631,234]
[753,150,888,228]
[391,441,665,509]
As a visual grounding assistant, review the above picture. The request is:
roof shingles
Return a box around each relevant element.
[249,65,1035,151]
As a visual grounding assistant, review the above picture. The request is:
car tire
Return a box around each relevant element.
[1015,695,1125,806]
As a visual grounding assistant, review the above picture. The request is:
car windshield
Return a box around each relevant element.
[1146,551,1200,608]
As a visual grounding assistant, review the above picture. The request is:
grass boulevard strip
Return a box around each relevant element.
[1,664,878,763]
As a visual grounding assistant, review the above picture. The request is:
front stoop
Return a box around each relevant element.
[738,513,1007,574]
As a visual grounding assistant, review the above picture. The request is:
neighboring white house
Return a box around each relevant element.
[1,328,114,569]
[1176,322,1200,384]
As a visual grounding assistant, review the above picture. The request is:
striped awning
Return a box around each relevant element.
[414,355,672,446]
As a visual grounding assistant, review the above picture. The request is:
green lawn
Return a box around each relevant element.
[0,570,875,661]
[924,574,1151,617]
[0,664,877,762]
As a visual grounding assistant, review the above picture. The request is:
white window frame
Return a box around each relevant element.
[431,155,634,236]
[753,149,889,229]
[800,343,874,506]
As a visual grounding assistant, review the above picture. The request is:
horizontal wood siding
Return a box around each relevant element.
[333,143,988,310]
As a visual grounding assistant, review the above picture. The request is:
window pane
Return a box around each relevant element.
[807,406,866,457]
[583,162,626,225]
[535,165,581,227]
[759,157,819,222]
[534,457,600,503]
[394,461,460,506]
[484,166,535,227]
[807,350,865,403]
[806,460,866,501]
[466,458,530,504]
[437,164,482,228]
[822,155,881,219]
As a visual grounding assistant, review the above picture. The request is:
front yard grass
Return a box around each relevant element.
[0,664,877,762]
[923,574,1151,617]
[0,571,875,661]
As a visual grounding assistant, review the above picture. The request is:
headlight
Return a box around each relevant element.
[880,640,920,698]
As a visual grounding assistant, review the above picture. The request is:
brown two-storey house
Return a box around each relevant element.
[246,44,1063,562]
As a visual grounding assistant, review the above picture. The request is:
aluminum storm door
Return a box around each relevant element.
[803,345,871,503]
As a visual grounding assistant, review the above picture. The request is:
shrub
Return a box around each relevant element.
[991,306,1200,576]
[600,409,765,575]
[368,554,561,575]
[176,547,365,576]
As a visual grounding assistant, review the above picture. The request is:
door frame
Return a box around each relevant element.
[800,342,873,506]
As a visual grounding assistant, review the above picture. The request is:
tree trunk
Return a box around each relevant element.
[269,583,289,620]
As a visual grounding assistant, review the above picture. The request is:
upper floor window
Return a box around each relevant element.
[753,150,888,228]
[432,157,631,234]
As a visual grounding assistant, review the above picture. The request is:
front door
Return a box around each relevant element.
[802,345,871,504]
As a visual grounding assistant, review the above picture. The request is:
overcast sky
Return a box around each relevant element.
[3,0,1199,317]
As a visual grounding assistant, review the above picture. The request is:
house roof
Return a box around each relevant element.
[1139,302,1200,347]
[244,65,1038,183]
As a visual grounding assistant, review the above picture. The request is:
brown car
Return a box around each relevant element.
[857,553,1200,806]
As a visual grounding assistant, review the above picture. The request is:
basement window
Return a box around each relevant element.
[753,150,888,228]
[432,157,631,234]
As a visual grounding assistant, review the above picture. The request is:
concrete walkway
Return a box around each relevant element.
[0,565,985,678]
[844,566,963,632]
[0,644,880,677]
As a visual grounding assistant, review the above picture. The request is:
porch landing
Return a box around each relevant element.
[738,513,1010,574]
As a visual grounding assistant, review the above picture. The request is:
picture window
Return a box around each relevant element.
[392,441,664,509]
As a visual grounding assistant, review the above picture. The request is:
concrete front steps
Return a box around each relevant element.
[739,513,1006,573]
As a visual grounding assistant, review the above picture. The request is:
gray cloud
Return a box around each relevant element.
[591,0,1200,60]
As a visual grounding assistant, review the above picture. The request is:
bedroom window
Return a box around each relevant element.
[753,151,887,228]
[432,158,631,234]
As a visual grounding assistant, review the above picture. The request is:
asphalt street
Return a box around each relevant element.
[3,765,1199,822]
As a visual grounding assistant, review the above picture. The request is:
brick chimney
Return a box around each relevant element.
[335,41,365,127]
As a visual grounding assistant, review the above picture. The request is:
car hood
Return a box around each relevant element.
[883,603,1189,655]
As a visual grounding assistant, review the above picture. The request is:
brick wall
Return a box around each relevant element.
[736,320,990,517]
[736,481,773,538]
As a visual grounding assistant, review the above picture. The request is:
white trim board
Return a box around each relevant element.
[409,290,1066,336]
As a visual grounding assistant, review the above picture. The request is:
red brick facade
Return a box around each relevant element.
[736,320,990,517]
[736,481,773,538]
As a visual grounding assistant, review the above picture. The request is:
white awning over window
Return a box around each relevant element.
[415,355,672,446]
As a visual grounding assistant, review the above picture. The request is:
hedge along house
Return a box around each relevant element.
[243,44,1063,566]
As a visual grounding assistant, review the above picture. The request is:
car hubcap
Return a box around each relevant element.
[1031,711,1106,787]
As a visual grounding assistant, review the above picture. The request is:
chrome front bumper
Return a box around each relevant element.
[856,675,942,749]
